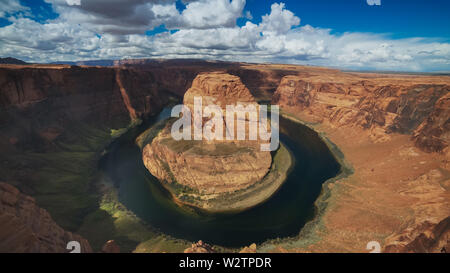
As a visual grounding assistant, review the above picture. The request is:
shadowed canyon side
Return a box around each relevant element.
[0,182,92,253]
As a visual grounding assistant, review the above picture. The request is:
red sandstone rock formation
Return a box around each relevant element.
[184,72,256,110]
[0,182,92,253]
[413,93,450,153]
[184,240,215,253]
[142,72,272,196]
[272,74,450,152]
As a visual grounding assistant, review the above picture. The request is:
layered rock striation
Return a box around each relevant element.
[273,74,450,152]
[0,182,92,253]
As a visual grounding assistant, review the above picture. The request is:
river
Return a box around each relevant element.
[99,107,341,248]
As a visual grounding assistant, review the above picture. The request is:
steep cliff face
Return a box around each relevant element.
[0,65,167,119]
[0,66,170,152]
[143,133,272,194]
[183,72,256,111]
[272,74,450,152]
[0,182,92,253]
[413,93,450,153]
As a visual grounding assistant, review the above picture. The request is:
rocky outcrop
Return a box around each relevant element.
[239,243,257,253]
[143,133,272,194]
[413,93,450,153]
[0,182,92,253]
[184,240,215,253]
[143,72,272,196]
[183,72,256,112]
[383,217,450,253]
[272,74,450,152]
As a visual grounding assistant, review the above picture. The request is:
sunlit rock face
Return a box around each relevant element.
[183,72,257,113]
[272,74,450,152]
[142,72,272,196]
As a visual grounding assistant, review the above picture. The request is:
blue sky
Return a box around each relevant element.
[243,0,450,39]
[8,0,450,38]
[0,0,449,71]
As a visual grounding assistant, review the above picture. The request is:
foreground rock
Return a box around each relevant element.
[239,243,257,253]
[0,182,92,253]
[184,240,215,253]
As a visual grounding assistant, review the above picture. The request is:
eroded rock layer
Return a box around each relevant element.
[273,74,450,152]
[0,182,92,253]
[143,129,271,194]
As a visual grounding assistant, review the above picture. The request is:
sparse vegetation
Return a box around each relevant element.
[5,122,113,231]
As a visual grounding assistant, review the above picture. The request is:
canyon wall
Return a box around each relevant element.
[272,73,450,153]
[0,182,92,253]
[0,66,168,151]
[0,62,237,155]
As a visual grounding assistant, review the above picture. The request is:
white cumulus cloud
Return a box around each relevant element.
[0,0,448,72]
